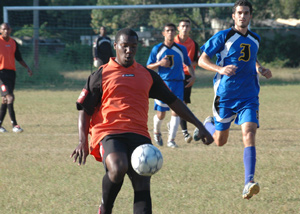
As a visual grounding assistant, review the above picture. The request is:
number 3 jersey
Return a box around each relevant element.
[201,27,261,102]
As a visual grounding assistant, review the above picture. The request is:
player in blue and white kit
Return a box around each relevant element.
[194,0,272,199]
[147,23,195,148]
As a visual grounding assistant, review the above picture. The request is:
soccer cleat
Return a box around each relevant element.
[183,132,192,143]
[204,116,214,126]
[193,128,200,141]
[243,182,260,199]
[153,133,163,146]
[0,126,8,133]
[12,125,23,133]
[167,140,178,148]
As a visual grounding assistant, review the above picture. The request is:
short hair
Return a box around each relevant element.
[115,28,138,43]
[1,22,11,29]
[232,0,253,14]
[163,23,176,31]
[178,19,191,25]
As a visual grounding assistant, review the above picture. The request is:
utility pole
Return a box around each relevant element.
[33,0,39,70]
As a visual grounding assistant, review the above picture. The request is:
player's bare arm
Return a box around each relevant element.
[256,60,272,79]
[18,60,33,76]
[168,98,214,145]
[146,56,170,70]
[198,52,237,76]
[70,110,91,165]
[185,65,196,88]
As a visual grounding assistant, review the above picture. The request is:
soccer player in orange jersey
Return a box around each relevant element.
[0,23,32,133]
[71,28,213,214]
[174,19,200,143]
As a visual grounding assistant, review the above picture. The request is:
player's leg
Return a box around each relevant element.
[166,80,184,148]
[127,133,152,214]
[153,99,168,146]
[0,76,9,132]
[180,80,192,143]
[236,101,260,199]
[0,96,8,132]
[167,111,180,148]
[99,136,129,214]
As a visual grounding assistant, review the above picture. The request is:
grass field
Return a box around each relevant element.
[1,67,300,214]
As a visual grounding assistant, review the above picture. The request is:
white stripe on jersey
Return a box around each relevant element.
[156,46,168,62]
[171,46,184,63]
[247,34,259,49]
[219,33,240,67]
[154,99,169,108]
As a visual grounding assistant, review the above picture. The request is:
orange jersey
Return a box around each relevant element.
[77,58,177,161]
[174,35,200,75]
[0,36,22,71]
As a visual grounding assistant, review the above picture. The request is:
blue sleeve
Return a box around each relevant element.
[146,46,158,66]
[201,31,225,59]
[182,46,191,66]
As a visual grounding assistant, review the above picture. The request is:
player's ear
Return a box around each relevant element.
[113,42,117,50]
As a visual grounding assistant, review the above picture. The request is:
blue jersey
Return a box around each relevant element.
[147,42,191,81]
[201,27,261,101]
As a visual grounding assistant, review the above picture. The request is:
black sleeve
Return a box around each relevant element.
[14,40,23,62]
[146,68,177,105]
[76,68,103,115]
[194,40,200,62]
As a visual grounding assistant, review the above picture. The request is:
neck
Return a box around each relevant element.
[164,40,174,48]
[178,34,188,43]
[234,25,248,35]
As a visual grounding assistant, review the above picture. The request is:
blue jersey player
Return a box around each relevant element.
[194,0,272,199]
[147,23,195,148]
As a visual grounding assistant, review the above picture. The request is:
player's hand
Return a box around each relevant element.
[258,67,272,79]
[185,75,196,88]
[193,126,214,145]
[27,68,33,76]
[70,142,89,165]
[159,56,171,67]
[219,65,237,76]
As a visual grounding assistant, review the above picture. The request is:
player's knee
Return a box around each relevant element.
[6,94,14,104]
[214,136,228,147]
[108,163,128,183]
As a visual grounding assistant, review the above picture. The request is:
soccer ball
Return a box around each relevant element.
[131,144,163,176]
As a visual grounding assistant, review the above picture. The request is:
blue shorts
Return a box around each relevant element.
[213,96,259,131]
[154,80,184,112]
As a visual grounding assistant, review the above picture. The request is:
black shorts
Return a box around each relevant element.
[101,133,152,171]
[0,69,16,97]
[184,75,192,104]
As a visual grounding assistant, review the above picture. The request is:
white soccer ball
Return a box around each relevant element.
[131,144,163,176]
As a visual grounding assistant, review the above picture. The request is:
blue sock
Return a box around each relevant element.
[243,146,256,184]
[204,121,215,136]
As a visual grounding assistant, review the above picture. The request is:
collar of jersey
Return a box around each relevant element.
[109,57,137,68]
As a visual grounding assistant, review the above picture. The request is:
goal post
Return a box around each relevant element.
[3,3,234,81]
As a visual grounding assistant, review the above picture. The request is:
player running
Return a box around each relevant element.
[194,0,272,199]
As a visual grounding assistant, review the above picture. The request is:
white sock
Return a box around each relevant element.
[168,116,180,142]
[153,114,163,133]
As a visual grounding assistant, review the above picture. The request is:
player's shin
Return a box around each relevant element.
[134,190,152,214]
[243,146,256,184]
[101,173,124,213]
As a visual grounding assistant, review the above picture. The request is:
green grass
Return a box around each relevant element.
[1,67,300,214]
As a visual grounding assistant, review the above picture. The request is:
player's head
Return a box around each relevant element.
[114,28,138,67]
[178,19,191,36]
[0,23,12,40]
[232,0,253,29]
[99,26,106,36]
[162,23,176,42]
[232,0,253,15]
